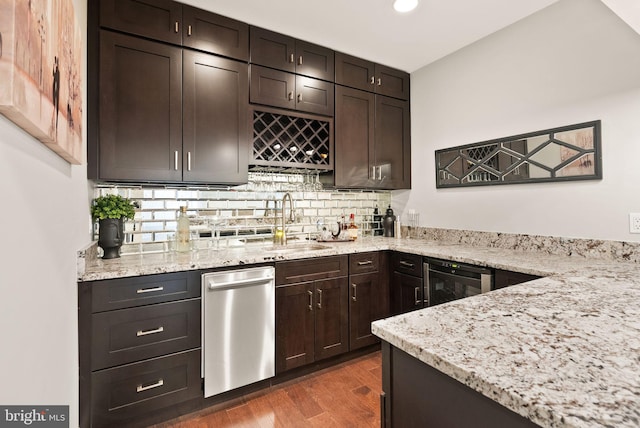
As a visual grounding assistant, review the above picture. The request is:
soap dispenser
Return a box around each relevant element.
[383,205,396,237]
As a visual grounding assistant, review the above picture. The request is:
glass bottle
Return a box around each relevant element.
[176,206,190,252]
[348,213,358,240]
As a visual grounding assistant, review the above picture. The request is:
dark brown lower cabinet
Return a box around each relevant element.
[275,256,349,373]
[391,271,424,315]
[381,342,540,428]
[349,252,390,350]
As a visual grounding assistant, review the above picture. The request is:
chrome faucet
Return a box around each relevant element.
[276,193,295,245]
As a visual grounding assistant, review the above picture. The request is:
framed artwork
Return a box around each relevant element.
[0,0,83,164]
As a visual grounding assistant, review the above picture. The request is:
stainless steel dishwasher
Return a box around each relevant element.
[201,266,275,398]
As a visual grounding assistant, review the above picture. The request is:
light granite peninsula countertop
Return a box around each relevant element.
[79,236,640,427]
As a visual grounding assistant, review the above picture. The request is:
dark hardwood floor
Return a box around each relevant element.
[150,351,382,427]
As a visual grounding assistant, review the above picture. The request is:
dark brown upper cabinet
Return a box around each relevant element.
[250,27,335,82]
[97,31,183,182]
[98,0,249,61]
[250,65,334,116]
[100,0,183,44]
[93,30,248,184]
[183,51,249,184]
[182,5,249,61]
[335,86,411,189]
[336,52,410,100]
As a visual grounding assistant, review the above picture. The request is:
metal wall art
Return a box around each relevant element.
[435,120,601,188]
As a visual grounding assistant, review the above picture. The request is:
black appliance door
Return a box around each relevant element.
[427,268,482,307]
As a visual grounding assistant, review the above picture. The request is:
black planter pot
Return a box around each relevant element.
[98,218,125,259]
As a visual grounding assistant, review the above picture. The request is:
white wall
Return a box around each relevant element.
[397,0,640,242]
[0,1,90,426]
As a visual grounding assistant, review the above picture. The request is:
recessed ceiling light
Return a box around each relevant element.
[393,0,418,13]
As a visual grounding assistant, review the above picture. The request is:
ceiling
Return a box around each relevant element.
[180,0,561,72]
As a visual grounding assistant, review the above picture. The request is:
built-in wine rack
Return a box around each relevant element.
[251,108,333,170]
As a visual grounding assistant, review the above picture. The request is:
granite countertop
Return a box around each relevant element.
[78,236,640,427]
[372,262,640,428]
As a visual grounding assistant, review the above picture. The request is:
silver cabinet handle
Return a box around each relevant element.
[352,283,357,302]
[137,379,164,393]
[377,166,382,180]
[357,260,373,266]
[174,151,179,170]
[290,53,295,63]
[371,165,376,180]
[187,152,192,171]
[377,78,382,86]
[174,22,179,33]
[298,56,303,65]
[317,289,322,309]
[400,260,415,268]
[187,24,192,37]
[137,326,164,337]
[297,93,302,103]
[370,76,375,85]
[308,290,313,311]
[414,287,421,306]
[136,286,164,294]
[288,91,294,101]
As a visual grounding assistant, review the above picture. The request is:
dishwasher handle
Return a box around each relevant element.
[207,276,273,291]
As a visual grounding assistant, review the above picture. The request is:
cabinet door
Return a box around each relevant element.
[391,272,423,315]
[334,86,375,188]
[183,51,249,184]
[275,282,315,373]
[99,0,182,44]
[182,5,249,61]
[295,41,335,81]
[349,272,384,350]
[296,77,334,116]
[99,31,182,182]
[374,64,410,100]
[250,27,296,73]
[335,52,375,92]
[314,277,349,361]
[375,96,411,189]
[250,65,296,111]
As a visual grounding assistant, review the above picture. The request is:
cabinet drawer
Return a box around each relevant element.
[276,255,348,285]
[91,299,201,370]
[392,252,423,277]
[350,252,379,274]
[91,349,201,428]
[90,271,201,312]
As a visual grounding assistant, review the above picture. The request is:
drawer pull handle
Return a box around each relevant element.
[137,326,164,337]
[414,287,421,306]
[357,260,373,266]
[188,24,192,37]
[400,261,415,268]
[174,22,179,33]
[136,286,164,294]
[308,290,313,311]
[317,289,323,309]
[352,283,357,302]
[137,379,164,393]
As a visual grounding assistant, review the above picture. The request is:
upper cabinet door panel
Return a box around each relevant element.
[250,27,296,73]
[100,0,182,44]
[182,6,249,61]
[183,52,249,184]
[295,41,335,82]
[250,65,296,110]
[99,31,183,182]
[375,96,411,189]
[296,77,334,117]
[335,52,375,92]
[374,64,410,100]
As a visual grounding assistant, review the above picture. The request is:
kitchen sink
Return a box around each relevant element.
[262,243,331,254]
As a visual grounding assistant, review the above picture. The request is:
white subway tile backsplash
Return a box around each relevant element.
[154,189,177,199]
[154,211,177,221]
[141,200,165,210]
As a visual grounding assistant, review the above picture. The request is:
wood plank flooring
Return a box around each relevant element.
[151,351,382,428]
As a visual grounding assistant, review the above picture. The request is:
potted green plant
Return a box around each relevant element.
[90,194,137,259]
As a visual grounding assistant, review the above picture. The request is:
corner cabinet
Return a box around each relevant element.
[335,86,411,189]
[335,52,409,101]
[89,1,250,185]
